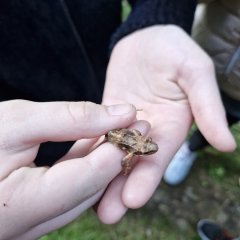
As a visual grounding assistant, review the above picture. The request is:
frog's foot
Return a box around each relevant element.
[121,152,134,175]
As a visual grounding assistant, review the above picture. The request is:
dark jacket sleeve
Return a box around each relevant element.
[110,0,197,49]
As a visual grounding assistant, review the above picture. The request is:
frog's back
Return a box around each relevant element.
[118,129,146,154]
[120,130,139,147]
[107,129,141,152]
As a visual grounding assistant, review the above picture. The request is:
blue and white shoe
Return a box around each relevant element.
[163,142,197,186]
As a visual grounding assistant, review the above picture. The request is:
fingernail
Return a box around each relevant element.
[107,104,135,116]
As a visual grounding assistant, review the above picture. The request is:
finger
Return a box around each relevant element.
[185,64,236,152]
[97,120,151,224]
[2,121,152,237]
[97,175,128,224]
[122,109,191,209]
[16,190,104,240]
[56,137,100,162]
[0,142,126,238]
[0,100,137,148]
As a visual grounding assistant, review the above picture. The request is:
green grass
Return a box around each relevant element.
[40,209,190,240]
[204,125,240,178]
[122,0,131,21]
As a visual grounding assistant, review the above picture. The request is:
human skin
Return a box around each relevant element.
[98,25,236,223]
[0,100,145,239]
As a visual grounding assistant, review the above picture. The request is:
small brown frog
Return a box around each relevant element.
[106,129,158,175]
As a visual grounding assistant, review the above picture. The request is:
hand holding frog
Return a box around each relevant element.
[100,25,236,223]
[0,100,138,239]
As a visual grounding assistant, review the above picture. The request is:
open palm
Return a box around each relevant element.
[99,26,236,223]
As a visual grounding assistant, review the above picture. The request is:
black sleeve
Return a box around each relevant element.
[110,0,197,49]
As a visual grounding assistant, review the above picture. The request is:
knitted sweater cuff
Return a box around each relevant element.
[110,0,197,50]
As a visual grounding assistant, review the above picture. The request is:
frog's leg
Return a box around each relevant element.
[121,152,134,175]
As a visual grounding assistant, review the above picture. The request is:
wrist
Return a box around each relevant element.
[110,0,197,50]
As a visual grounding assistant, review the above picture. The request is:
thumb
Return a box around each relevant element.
[187,66,236,152]
[0,100,136,148]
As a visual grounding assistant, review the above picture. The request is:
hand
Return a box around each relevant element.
[98,25,236,223]
[0,100,138,240]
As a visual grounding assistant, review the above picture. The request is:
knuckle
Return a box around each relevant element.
[78,101,96,122]
[184,54,215,82]
[203,55,215,72]
[0,100,29,150]
[65,101,96,127]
